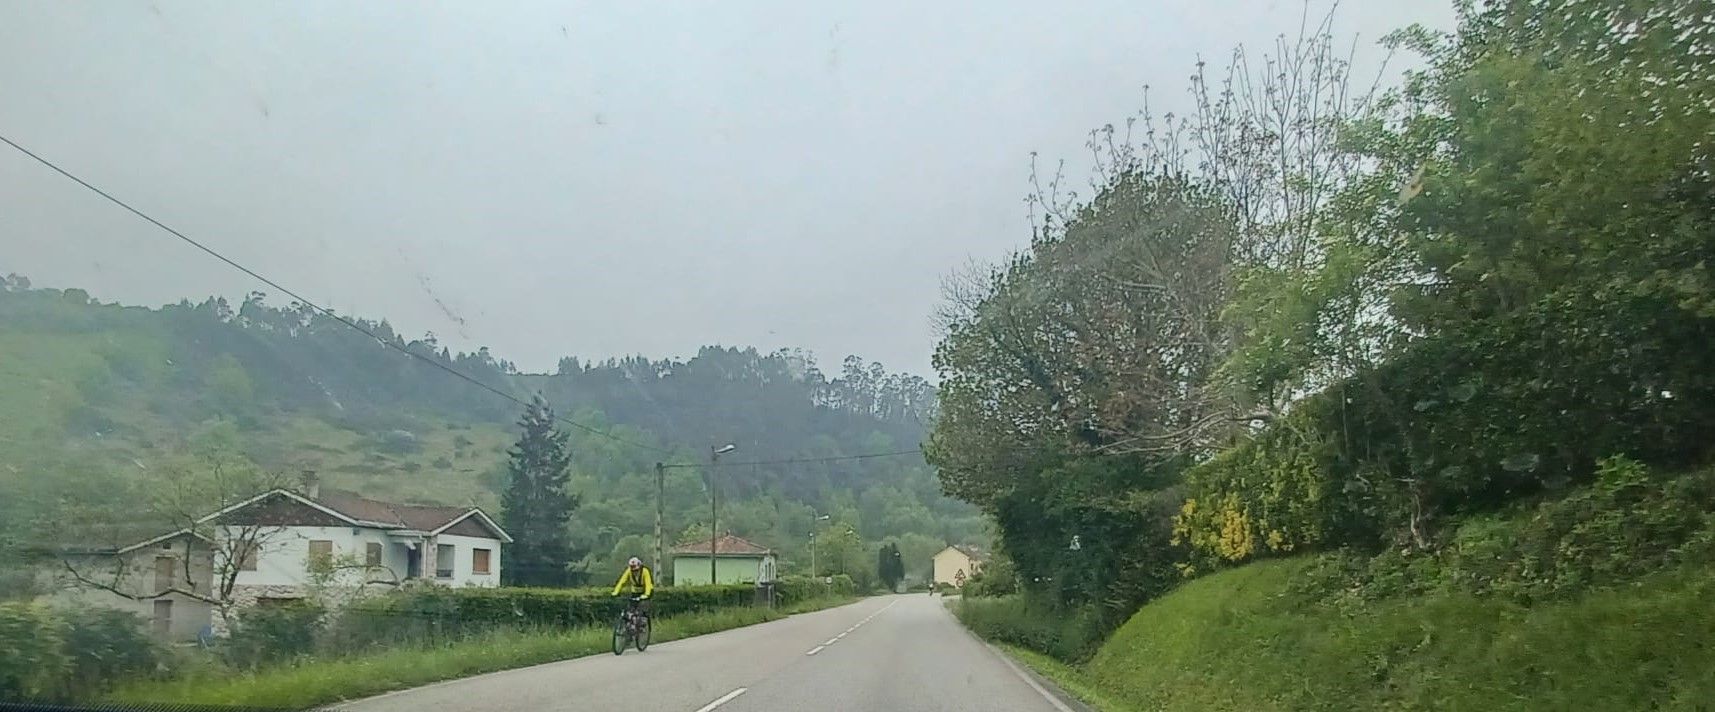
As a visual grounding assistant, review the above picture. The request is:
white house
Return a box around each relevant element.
[51,473,511,640]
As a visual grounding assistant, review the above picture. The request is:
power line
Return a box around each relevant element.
[0,132,672,455]
[708,449,926,468]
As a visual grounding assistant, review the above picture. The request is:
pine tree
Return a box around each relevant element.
[500,395,579,586]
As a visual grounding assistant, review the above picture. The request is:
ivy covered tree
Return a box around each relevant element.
[877,542,905,592]
[500,396,580,587]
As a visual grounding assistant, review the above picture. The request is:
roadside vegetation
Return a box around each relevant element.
[3,576,856,707]
[107,593,859,710]
[935,0,1715,707]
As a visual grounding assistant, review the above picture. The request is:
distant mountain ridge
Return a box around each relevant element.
[0,274,979,580]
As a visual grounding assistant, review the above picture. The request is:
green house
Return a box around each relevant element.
[669,534,777,586]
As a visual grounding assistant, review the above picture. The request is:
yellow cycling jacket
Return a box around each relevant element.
[612,566,654,597]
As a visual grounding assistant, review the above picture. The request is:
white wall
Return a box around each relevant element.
[933,550,973,586]
[222,525,500,589]
[433,533,503,587]
[232,525,365,587]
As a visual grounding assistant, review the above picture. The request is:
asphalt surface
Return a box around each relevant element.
[335,594,1084,712]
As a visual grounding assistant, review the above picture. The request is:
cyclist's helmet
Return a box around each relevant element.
[628,557,643,569]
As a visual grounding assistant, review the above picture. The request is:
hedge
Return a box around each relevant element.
[0,602,160,701]
[327,576,854,651]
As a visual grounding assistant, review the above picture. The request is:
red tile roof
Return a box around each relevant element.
[669,534,771,556]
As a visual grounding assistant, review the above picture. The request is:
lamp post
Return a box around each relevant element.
[709,444,736,585]
[809,513,830,579]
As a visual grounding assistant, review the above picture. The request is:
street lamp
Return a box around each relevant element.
[710,444,736,585]
[809,514,830,578]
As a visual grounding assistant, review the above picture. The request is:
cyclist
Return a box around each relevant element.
[611,556,654,621]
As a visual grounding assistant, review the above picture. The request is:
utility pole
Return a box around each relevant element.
[654,462,665,576]
[710,458,717,585]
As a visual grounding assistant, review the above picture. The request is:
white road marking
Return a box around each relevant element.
[989,645,1075,712]
[806,645,826,656]
[693,687,748,712]
[825,637,839,646]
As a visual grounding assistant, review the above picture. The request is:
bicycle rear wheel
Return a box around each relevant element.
[635,617,651,652]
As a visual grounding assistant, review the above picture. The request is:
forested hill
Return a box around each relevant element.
[0,275,978,578]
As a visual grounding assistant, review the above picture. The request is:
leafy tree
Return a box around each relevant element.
[500,396,580,586]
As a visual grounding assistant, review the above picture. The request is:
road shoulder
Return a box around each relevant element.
[988,643,1127,712]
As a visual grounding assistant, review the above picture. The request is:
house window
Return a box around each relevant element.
[366,542,383,567]
[472,548,491,575]
[435,544,454,578]
[154,556,175,591]
[237,546,258,572]
[308,540,333,571]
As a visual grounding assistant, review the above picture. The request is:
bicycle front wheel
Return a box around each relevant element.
[635,617,651,652]
[611,619,628,656]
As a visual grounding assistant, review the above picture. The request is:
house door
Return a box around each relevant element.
[152,599,173,639]
[404,546,422,579]
[154,555,175,592]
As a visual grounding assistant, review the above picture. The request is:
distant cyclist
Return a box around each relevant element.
[611,556,654,614]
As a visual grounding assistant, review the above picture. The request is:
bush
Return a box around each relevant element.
[0,602,70,700]
[225,601,326,669]
[1178,291,1715,571]
[953,596,1109,662]
[1298,460,1715,606]
[60,608,162,693]
[962,556,1018,598]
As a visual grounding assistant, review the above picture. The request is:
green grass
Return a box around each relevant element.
[105,596,858,710]
[994,644,1129,712]
[1080,557,1715,711]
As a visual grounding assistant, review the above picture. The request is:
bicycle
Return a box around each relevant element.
[611,595,651,655]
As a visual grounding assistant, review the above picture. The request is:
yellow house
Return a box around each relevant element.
[932,545,985,587]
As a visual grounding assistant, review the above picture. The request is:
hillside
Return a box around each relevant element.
[0,276,980,580]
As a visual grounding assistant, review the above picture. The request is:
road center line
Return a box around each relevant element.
[693,687,748,712]
[806,645,826,656]
[824,637,839,645]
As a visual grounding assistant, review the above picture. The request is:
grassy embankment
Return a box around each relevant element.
[964,559,1715,711]
[106,596,857,710]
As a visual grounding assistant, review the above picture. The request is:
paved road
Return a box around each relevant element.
[335,594,1082,712]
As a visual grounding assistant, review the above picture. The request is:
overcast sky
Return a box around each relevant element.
[0,1,1452,377]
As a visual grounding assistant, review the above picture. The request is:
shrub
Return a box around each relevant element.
[1298,460,1715,606]
[962,556,1018,598]
[0,603,168,701]
[60,608,161,693]
[953,596,1108,662]
[1178,290,1715,570]
[0,602,69,700]
[225,601,326,669]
